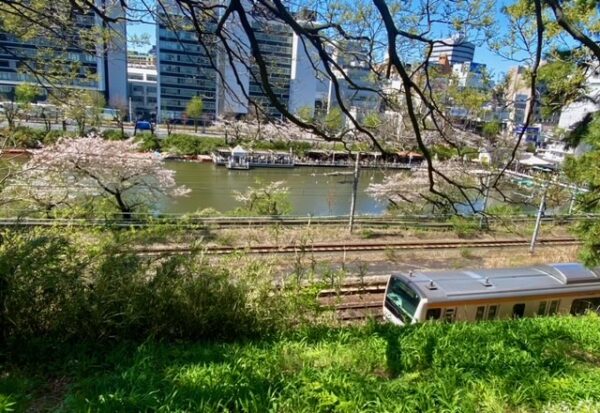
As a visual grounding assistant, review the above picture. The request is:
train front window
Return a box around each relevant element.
[386,277,421,322]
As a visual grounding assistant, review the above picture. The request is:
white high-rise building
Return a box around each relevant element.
[558,63,600,129]
[429,34,475,66]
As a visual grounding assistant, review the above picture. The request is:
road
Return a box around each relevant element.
[0,119,226,139]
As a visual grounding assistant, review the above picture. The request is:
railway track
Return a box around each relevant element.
[135,237,581,255]
[318,283,387,322]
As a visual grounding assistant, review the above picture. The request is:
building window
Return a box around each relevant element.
[147,75,157,82]
[129,73,144,80]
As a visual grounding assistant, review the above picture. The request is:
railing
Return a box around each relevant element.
[0,213,597,228]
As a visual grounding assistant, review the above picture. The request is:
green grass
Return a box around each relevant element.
[4,315,600,412]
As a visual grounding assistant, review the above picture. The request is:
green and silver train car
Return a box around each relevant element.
[383,263,600,325]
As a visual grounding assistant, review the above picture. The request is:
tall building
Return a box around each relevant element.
[217,3,294,120]
[559,62,600,129]
[0,0,127,106]
[156,1,218,122]
[128,65,157,121]
[247,19,293,119]
[327,40,380,119]
[429,34,475,66]
[288,10,322,117]
[452,62,487,89]
[505,65,543,144]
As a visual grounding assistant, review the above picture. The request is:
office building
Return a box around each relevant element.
[452,61,487,89]
[429,34,475,65]
[559,62,600,129]
[327,40,381,119]
[0,0,127,106]
[218,5,294,120]
[156,1,218,122]
[128,66,158,120]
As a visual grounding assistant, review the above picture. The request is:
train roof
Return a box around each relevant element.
[391,263,600,304]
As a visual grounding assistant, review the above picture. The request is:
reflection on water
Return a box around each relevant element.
[161,162,388,216]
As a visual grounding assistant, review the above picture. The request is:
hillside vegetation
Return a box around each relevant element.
[0,226,599,412]
[3,315,600,412]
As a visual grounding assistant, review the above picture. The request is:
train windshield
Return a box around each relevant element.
[385,276,421,323]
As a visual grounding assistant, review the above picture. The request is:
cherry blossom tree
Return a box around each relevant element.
[367,162,488,214]
[15,134,189,220]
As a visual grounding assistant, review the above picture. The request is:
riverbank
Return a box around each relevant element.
[3,315,600,412]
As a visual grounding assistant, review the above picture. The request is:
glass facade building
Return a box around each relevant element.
[156,10,218,122]
[0,6,127,103]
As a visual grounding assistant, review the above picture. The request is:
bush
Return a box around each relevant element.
[249,139,312,155]
[161,134,225,155]
[450,215,479,238]
[487,204,525,217]
[0,227,318,344]
[135,132,161,152]
[7,127,45,148]
[103,128,128,141]
[42,130,67,145]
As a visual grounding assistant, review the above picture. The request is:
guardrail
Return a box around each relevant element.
[0,214,597,228]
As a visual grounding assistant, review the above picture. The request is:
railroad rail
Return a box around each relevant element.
[318,283,387,322]
[0,214,597,229]
[135,237,581,255]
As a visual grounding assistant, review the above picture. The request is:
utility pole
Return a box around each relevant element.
[348,152,360,233]
[529,184,548,254]
[479,173,491,229]
[568,189,576,215]
[128,97,133,123]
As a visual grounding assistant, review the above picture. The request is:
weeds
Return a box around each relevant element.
[460,247,476,259]
[4,316,600,412]
[451,216,480,239]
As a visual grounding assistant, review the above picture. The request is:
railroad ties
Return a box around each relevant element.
[135,237,580,255]
[317,283,387,322]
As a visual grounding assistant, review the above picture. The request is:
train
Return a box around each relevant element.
[383,263,600,325]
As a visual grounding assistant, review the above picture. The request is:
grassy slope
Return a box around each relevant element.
[3,315,600,412]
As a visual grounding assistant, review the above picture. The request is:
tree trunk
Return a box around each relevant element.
[194,119,198,133]
[78,120,86,137]
[115,192,132,221]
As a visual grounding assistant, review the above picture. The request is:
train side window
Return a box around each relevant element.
[425,308,441,320]
[512,303,526,319]
[443,308,456,322]
[548,300,560,315]
[487,305,498,320]
[570,298,600,315]
[537,301,547,316]
[475,306,485,321]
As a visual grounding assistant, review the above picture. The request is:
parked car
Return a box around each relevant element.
[134,120,154,135]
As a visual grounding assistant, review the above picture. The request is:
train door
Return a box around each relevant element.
[512,303,526,318]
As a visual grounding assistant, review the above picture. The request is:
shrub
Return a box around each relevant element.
[103,128,128,141]
[135,132,161,152]
[8,127,45,148]
[0,227,319,344]
[360,228,377,239]
[161,134,225,155]
[450,215,479,238]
